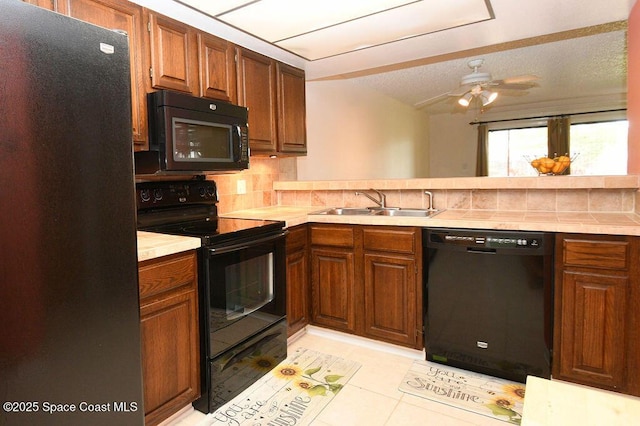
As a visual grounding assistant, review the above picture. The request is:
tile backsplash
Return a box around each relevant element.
[277,187,638,214]
[211,157,297,214]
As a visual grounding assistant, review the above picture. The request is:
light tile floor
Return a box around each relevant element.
[162,326,508,426]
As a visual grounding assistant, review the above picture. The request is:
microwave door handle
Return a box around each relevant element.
[234,125,242,161]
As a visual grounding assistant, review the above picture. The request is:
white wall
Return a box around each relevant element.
[428,113,479,177]
[297,79,430,180]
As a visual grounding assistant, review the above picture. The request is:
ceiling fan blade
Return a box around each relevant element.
[500,74,540,84]
[494,81,539,90]
[414,92,453,109]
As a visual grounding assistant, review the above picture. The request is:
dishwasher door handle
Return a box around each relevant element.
[466,247,497,254]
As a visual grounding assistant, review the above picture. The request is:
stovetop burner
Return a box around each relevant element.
[135,180,285,246]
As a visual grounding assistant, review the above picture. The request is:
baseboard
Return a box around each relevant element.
[299,325,425,360]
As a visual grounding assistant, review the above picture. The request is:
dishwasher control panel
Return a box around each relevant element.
[432,230,545,249]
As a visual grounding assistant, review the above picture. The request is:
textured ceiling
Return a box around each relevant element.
[350,28,628,114]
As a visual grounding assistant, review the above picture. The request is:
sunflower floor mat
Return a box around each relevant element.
[398,360,526,425]
[201,347,361,426]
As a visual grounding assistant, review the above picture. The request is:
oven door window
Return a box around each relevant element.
[224,251,273,319]
[172,117,233,163]
[205,234,286,357]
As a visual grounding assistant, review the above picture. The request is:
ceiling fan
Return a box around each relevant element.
[414,58,539,109]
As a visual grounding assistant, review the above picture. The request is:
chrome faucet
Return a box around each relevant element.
[355,188,386,208]
[424,191,434,211]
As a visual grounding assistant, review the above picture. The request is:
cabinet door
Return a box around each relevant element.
[198,33,237,103]
[24,0,55,9]
[57,0,148,148]
[363,254,417,346]
[236,48,277,153]
[148,12,198,95]
[554,270,628,390]
[311,247,356,333]
[287,248,309,336]
[140,290,200,426]
[553,234,640,396]
[276,63,306,154]
[286,225,309,336]
[138,251,199,426]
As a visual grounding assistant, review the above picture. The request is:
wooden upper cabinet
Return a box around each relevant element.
[57,0,148,148]
[277,63,307,154]
[236,48,278,153]
[198,33,237,103]
[24,0,55,10]
[148,12,198,95]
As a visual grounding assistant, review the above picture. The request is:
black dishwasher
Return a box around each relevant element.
[424,228,553,383]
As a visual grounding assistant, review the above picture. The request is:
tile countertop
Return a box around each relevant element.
[137,231,201,262]
[522,376,640,426]
[221,206,640,236]
[273,175,640,190]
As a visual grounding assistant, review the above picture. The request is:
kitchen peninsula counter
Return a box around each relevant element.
[221,206,640,236]
[273,175,640,191]
[234,175,640,236]
[136,231,201,262]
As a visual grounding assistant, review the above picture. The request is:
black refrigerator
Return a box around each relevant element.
[0,1,144,425]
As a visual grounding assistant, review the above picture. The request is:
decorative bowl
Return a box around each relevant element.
[527,153,578,175]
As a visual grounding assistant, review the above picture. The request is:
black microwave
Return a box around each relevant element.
[135,90,249,174]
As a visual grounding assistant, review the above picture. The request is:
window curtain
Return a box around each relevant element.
[476,123,488,176]
[547,116,570,157]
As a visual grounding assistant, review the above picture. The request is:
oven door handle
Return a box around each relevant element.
[207,230,287,255]
[226,296,273,321]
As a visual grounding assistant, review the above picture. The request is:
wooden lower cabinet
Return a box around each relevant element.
[311,246,357,332]
[553,234,640,396]
[138,251,200,425]
[309,224,422,349]
[286,225,310,336]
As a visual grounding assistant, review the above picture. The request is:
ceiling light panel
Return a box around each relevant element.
[216,0,418,42]
[276,0,492,60]
[177,0,255,16]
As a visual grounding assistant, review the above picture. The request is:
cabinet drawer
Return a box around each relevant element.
[563,239,628,271]
[310,225,354,248]
[286,225,308,251]
[363,227,416,254]
[139,251,197,300]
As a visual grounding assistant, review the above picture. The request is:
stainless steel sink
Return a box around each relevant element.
[316,207,441,218]
[375,208,441,218]
[317,207,378,215]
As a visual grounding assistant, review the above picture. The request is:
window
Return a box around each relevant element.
[485,112,627,177]
[487,126,547,177]
[569,120,628,176]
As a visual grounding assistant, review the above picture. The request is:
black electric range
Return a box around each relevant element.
[135,179,289,414]
[135,179,284,245]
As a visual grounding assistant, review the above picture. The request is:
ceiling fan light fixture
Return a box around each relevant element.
[458,92,473,107]
[480,90,498,106]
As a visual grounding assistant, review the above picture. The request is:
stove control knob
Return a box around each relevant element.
[199,187,206,198]
[140,189,151,202]
[153,189,163,201]
[206,186,216,198]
